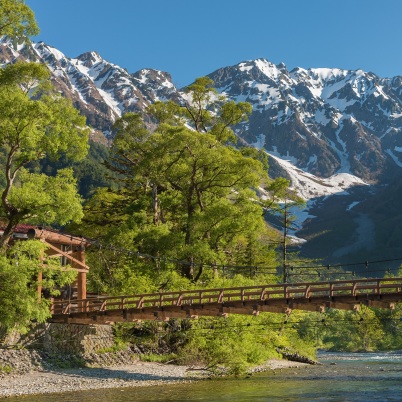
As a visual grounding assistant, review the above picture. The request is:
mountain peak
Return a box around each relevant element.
[1,39,402,185]
[76,50,103,67]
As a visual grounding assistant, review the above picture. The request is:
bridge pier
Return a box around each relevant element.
[43,323,114,355]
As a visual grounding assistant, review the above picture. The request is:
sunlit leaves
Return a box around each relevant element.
[0,62,89,246]
[8,168,83,225]
[0,240,76,334]
[0,0,39,40]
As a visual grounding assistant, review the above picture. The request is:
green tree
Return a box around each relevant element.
[261,184,305,283]
[84,78,286,290]
[0,62,89,248]
[316,308,385,352]
[38,140,120,199]
[149,76,252,143]
[0,0,87,335]
[0,0,39,40]
[0,240,76,335]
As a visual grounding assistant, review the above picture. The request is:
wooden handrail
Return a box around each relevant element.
[50,277,402,315]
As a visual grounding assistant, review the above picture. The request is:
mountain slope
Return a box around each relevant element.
[209,59,402,182]
[0,38,178,138]
[2,38,402,269]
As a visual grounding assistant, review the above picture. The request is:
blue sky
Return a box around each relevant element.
[26,0,402,87]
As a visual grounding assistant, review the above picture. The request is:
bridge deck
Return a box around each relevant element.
[49,277,402,324]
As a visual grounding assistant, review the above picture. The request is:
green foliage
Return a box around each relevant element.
[8,168,83,225]
[0,364,12,374]
[39,140,119,199]
[0,61,89,247]
[0,0,39,40]
[150,76,252,144]
[0,62,88,161]
[83,78,285,289]
[96,339,129,354]
[0,240,77,334]
[295,305,402,352]
[173,314,314,375]
[75,78,330,371]
[139,353,178,363]
[45,354,86,369]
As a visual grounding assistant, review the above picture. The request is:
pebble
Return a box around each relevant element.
[0,349,207,398]
[0,362,198,398]
[0,352,307,398]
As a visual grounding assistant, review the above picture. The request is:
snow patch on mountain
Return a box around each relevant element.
[385,149,402,167]
[346,201,360,211]
[268,153,367,200]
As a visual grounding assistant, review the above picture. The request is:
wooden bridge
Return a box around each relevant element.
[49,277,402,324]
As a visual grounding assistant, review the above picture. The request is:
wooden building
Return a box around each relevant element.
[0,224,90,301]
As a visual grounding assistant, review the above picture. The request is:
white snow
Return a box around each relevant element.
[379,126,400,139]
[269,147,298,165]
[314,109,331,126]
[238,62,253,72]
[385,149,402,168]
[254,59,281,80]
[47,45,66,61]
[252,134,266,150]
[310,68,349,81]
[346,201,360,211]
[268,152,367,201]
[69,74,88,104]
[325,117,354,174]
[307,154,317,166]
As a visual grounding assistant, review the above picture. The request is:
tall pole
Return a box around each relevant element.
[76,244,87,311]
[37,249,44,301]
[283,199,288,283]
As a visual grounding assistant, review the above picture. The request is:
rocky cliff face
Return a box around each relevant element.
[208,59,402,183]
[0,38,178,138]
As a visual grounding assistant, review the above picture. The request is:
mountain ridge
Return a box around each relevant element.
[2,38,401,184]
[2,38,402,269]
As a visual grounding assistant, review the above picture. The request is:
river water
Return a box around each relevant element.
[7,351,402,401]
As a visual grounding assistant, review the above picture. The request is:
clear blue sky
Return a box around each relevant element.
[25,0,402,87]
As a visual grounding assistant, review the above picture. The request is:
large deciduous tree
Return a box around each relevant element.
[0,0,88,335]
[0,0,39,39]
[85,77,284,286]
[0,240,76,336]
[0,62,89,248]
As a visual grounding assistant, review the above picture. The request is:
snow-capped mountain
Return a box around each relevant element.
[3,38,401,187]
[209,59,402,183]
[2,38,402,269]
[0,38,178,138]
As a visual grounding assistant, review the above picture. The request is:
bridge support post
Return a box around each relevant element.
[37,250,44,301]
[76,245,87,311]
[37,270,42,301]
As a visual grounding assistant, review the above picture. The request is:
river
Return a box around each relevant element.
[6,351,402,401]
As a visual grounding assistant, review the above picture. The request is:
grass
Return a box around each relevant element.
[139,353,178,364]
[96,340,129,354]
[0,364,13,374]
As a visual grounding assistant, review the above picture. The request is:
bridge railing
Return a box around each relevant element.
[50,277,402,315]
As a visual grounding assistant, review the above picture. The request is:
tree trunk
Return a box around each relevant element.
[152,184,159,225]
[0,218,18,251]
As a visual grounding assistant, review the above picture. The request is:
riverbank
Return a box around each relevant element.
[0,350,308,398]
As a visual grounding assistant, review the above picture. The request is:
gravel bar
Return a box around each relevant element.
[0,357,308,398]
[0,361,200,398]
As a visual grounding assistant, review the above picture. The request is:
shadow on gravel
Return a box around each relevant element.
[46,367,186,382]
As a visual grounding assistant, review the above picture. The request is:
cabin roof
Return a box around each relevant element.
[0,224,89,246]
